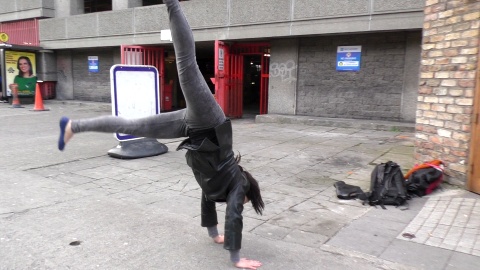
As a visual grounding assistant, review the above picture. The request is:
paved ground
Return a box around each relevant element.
[0,100,479,270]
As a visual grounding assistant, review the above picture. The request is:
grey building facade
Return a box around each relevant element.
[1,0,425,122]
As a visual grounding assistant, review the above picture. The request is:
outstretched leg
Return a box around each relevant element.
[165,0,226,130]
[58,109,187,151]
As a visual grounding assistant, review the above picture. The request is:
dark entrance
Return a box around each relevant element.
[243,55,261,116]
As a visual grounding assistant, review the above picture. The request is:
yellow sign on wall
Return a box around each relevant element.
[0,32,9,42]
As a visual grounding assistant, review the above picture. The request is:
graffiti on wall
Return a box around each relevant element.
[270,60,297,83]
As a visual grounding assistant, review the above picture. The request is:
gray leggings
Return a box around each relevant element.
[72,0,226,138]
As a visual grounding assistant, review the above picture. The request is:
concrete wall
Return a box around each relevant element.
[0,0,55,21]
[72,49,116,102]
[401,31,422,122]
[113,0,142,10]
[54,0,142,18]
[56,49,119,102]
[268,39,298,115]
[36,51,57,81]
[39,0,424,49]
[56,50,74,100]
[54,0,83,18]
[296,31,420,122]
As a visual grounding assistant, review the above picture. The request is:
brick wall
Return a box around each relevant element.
[417,0,479,185]
[297,32,418,121]
[72,49,114,102]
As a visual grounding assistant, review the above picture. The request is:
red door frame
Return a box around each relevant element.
[229,52,243,118]
[214,41,229,114]
[120,45,170,111]
[260,51,270,115]
[214,41,270,117]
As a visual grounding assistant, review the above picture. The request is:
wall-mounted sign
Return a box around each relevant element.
[160,29,172,41]
[336,45,362,72]
[218,48,224,71]
[88,56,99,72]
[0,32,9,43]
[5,50,37,97]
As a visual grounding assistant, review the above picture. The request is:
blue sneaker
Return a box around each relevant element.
[58,117,69,151]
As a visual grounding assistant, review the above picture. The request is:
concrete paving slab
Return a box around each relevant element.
[256,114,415,132]
[380,240,452,270]
[2,100,475,269]
[321,245,418,270]
[445,251,480,270]
[398,193,480,257]
[0,170,99,214]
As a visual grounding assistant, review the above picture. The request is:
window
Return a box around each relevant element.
[143,0,189,5]
[84,0,112,13]
[143,0,162,6]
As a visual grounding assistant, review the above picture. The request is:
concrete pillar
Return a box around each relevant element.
[112,0,143,10]
[36,51,58,82]
[268,39,298,115]
[54,0,84,17]
[56,51,74,100]
[401,31,421,122]
[113,49,121,65]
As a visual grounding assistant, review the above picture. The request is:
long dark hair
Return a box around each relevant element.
[236,155,265,215]
[17,56,33,77]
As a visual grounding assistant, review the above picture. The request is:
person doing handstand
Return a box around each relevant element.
[57,0,264,269]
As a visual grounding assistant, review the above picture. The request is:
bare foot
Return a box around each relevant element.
[234,258,262,269]
[213,234,224,244]
[64,120,73,144]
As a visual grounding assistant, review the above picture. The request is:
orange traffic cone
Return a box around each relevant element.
[32,83,49,111]
[11,84,23,108]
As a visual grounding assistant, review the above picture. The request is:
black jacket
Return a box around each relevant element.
[177,119,249,250]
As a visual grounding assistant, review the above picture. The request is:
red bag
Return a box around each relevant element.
[404,160,444,197]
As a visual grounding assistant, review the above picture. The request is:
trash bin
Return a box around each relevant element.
[39,81,56,100]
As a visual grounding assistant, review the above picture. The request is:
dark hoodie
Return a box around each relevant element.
[177,119,249,250]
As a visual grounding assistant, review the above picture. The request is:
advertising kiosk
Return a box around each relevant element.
[0,43,43,104]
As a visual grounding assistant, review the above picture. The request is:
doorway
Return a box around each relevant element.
[243,55,261,117]
[214,41,270,118]
[121,45,167,110]
[122,42,270,117]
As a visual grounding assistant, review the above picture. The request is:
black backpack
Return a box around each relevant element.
[364,161,409,209]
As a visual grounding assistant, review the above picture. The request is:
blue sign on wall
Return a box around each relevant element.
[88,56,99,72]
[336,46,362,71]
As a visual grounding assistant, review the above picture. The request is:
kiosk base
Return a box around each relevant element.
[108,138,168,159]
[7,96,35,105]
